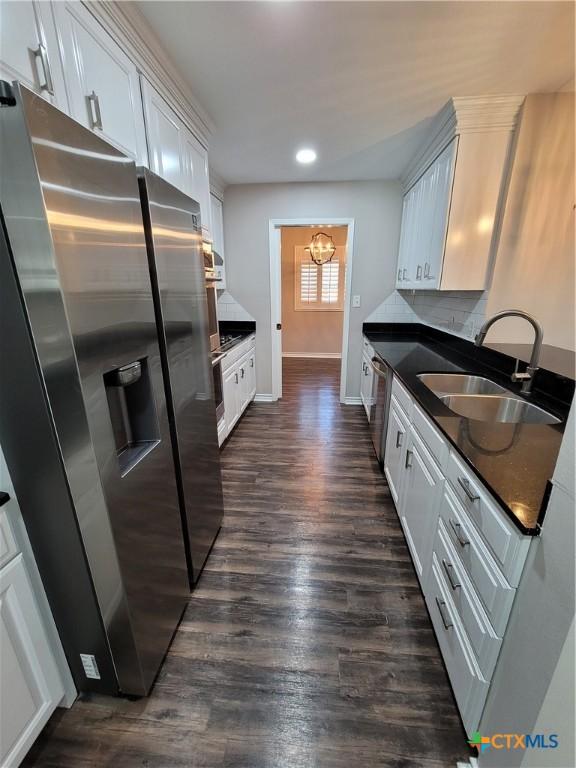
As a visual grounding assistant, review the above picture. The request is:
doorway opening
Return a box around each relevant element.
[268,218,355,403]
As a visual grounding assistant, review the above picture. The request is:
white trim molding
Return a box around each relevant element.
[253,393,276,403]
[343,397,362,406]
[282,352,342,359]
[402,95,524,191]
[268,218,356,405]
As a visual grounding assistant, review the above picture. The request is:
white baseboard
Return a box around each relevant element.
[282,352,341,359]
[253,393,276,403]
[343,396,362,405]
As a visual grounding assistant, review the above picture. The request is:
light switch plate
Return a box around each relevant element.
[352,295,361,307]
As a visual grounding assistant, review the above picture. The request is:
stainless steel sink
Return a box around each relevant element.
[438,394,561,425]
[416,373,561,425]
[417,373,509,396]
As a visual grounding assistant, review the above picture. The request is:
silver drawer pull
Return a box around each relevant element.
[87,91,103,130]
[405,449,413,469]
[34,43,54,96]
[395,430,403,448]
[398,268,402,282]
[402,268,407,280]
[250,359,254,368]
[458,476,480,502]
[442,558,461,590]
[449,518,470,547]
[435,597,453,630]
[234,372,238,384]
[416,264,422,280]
[241,368,245,378]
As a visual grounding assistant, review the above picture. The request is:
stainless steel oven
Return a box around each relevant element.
[203,241,220,351]
[369,356,393,466]
[211,353,225,423]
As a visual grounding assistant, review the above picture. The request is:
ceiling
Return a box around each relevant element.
[137,1,574,185]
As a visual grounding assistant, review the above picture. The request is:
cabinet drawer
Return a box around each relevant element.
[439,485,515,636]
[434,519,502,680]
[446,452,530,586]
[391,376,413,420]
[412,404,449,470]
[221,336,254,372]
[427,553,489,737]
[0,506,19,570]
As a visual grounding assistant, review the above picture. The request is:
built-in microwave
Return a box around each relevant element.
[203,241,220,351]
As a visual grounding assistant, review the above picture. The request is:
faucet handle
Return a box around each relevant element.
[511,358,531,382]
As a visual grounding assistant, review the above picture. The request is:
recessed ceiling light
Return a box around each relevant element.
[295,148,317,164]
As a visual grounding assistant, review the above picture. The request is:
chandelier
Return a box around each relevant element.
[306,232,336,265]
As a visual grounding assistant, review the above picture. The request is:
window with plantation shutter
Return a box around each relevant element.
[294,246,345,311]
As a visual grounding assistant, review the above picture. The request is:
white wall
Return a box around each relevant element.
[223,181,402,398]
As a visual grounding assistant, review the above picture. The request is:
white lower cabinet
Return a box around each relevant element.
[1,553,65,767]
[360,340,375,419]
[383,397,409,505]
[220,335,256,446]
[399,427,444,583]
[384,372,531,737]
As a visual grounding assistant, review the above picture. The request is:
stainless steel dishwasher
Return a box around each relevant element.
[369,356,393,467]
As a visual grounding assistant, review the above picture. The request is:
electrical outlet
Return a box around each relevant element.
[352,295,361,308]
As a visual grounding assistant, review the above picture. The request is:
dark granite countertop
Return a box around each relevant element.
[363,324,573,535]
[214,322,256,358]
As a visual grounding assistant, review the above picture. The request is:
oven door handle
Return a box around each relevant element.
[211,353,226,366]
[370,357,388,378]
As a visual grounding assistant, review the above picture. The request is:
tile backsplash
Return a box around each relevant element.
[217,290,255,322]
[366,290,488,341]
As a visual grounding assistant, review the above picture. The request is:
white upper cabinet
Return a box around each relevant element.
[396,96,523,292]
[0,1,67,108]
[141,77,212,239]
[210,193,226,286]
[52,2,147,163]
[181,129,211,238]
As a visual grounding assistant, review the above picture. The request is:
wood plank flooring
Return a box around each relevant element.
[23,358,471,768]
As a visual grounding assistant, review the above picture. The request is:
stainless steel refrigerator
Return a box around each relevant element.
[0,83,190,696]
[138,168,224,586]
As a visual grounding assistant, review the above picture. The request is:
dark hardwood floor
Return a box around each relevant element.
[24,358,471,768]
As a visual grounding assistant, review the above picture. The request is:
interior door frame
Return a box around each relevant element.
[268,217,355,403]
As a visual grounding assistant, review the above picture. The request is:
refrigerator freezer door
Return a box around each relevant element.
[0,84,189,695]
[139,168,224,583]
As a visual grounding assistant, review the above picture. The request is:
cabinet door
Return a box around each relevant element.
[360,353,372,418]
[210,194,226,287]
[238,354,251,413]
[181,128,212,238]
[141,78,184,191]
[0,555,65,767]
[246,351,256,402]
[395,194,410,288]
[424,139,457,288]
[223,366,240,434]
[0,1,67,108]
[400,428,444,582]
[54,2,147,163]
[383,399,409,505]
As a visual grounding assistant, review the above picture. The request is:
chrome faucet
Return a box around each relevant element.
[474,310,543,395]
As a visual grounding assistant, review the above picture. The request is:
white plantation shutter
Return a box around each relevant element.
[300,262,318,304]
[294,246,344,311]
[321,261,340,304]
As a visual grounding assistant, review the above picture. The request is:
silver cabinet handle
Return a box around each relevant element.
[449,518,470,548]
[362,362,366,374]
[397,268,402,282]
[87,91,103,130]
[241,367,245,378]
[34,43,54,96]
[234,372,238,384]
[402,268,407,280]
[442,558,461,590]
[364,365,369,376]
[424,262,430,279]
[250,358,254,368]
[416,265,422,280]
[435,597,453,630]
[405,449,413,469]
[458,476,480,502]
[396,430,403,448]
